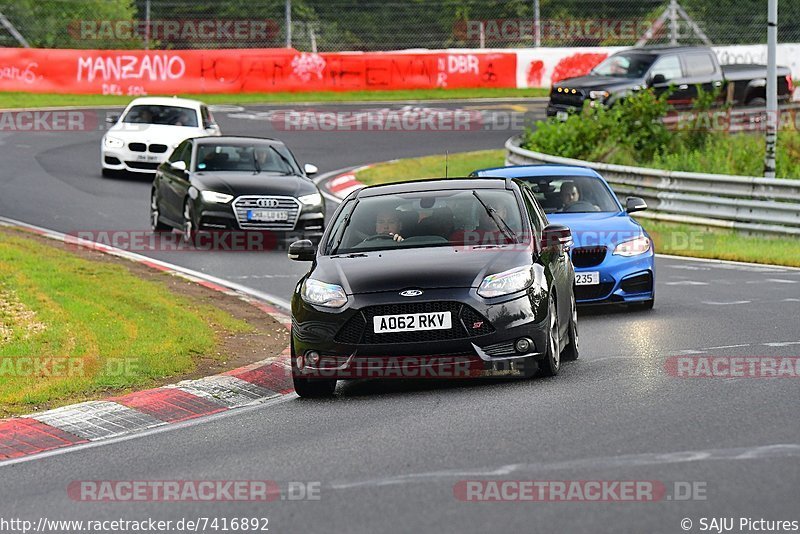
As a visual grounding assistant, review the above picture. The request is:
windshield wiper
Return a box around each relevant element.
[252,150,261,174]
[472,191,517,243]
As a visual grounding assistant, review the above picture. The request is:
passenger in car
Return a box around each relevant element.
[449,203,513,246]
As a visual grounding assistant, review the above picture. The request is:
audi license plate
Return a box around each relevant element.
[248,210,289,222]
[575,271,600,285]
[373,312,452,334]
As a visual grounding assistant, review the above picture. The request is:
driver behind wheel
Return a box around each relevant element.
[559,181,580,210]
[374,209,404,242]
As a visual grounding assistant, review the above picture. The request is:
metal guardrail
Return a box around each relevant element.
[505,135,800,236]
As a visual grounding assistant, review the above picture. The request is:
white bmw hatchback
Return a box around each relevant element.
[101,97,222,177]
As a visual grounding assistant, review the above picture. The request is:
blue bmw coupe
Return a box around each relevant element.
[471,164,655,309]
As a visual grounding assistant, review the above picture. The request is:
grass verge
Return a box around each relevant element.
[0,88,548,109]
[0,227,255,415]
[357,149,505,185]
[348,150,800,268]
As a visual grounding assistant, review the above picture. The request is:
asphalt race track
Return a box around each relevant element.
[1,100,799,533]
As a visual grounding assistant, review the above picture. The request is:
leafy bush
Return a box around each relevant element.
[521,88,800,179]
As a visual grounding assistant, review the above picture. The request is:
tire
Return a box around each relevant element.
[538,295,561,377]
[150,190,171,232]
[291,336,336,398]
[561,292,579,361]
[182,199,197,244]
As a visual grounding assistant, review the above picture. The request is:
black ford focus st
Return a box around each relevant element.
[288,178,578,397]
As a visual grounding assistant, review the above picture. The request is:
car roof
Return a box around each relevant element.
[193,136,283,146]
[125,96,205,108]
[622,45,711,55]
[472,164,604,180]
[356,178,512,198]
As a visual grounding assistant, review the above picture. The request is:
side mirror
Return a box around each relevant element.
[288,239,316,261]
[626,196,647,213]
[205,123,220,131]
[650,73,667,85]
[170,160,187,172]
[541,224,573,250]
[105,114,120,124]
[304,163,319,176]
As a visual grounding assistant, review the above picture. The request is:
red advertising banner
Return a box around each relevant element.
[0,48,516,95]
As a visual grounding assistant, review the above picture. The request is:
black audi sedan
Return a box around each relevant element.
[288,178,578,397]
[150,136,324,246]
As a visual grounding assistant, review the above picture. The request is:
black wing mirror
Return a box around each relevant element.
[650,73,666,85]
[626,197,648,213]
[105,114,120,124]
[541,224,573,250]
[288,239,317,261]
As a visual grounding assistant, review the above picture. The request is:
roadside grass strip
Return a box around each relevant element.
[0,228,251,416]
[330,150,800,268]
[0,88,548,110]
[0,222,296,463]
[356,149,505,185]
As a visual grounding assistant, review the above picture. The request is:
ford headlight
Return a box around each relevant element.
[104,136,124,148]
[613,236,651,257]
[200,190,233,204]
[477,265,533,298]
[302,278,348,308]
[298,193,323,206]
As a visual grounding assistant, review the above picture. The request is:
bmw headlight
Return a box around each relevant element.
[298,192,323,207]
[302,278,348,308]
[613,235,651,257]
[103,136,124,148]
[477,265,533,298]
[200,190,233,204]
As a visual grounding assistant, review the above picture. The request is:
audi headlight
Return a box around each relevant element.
[589,90,610,100]
[477,265,533,298]
[104,136,124,148]
[298,192,323,206]
[200,190,233,204]
[302,278,348,308]
[613,236,651,257]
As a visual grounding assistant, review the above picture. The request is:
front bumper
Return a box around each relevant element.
[572,247,655,305]
[196,203,325,244]
[291,287,550,379]
[102,148,169,174]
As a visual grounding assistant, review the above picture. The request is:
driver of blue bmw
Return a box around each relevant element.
[560,182,580,210]
[375,210,404,242]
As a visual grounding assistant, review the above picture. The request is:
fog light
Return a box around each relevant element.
[306,351,320,366]
[514,338,532,353]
